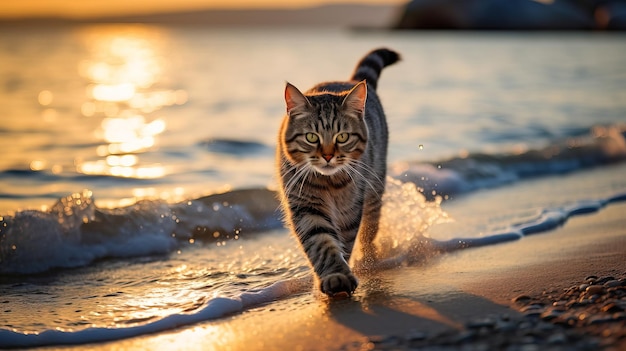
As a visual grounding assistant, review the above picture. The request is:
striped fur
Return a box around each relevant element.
[277,48,400,297]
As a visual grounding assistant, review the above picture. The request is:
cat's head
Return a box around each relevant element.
[281,81,368,176]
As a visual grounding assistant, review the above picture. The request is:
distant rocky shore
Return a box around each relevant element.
[394,0,626,30]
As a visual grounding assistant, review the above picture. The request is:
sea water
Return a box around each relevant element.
[1,26,626,347]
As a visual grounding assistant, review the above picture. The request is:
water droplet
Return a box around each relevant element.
[213,231,220,238]
[11,245,16,250]
[418,144,424,150]
[30,160,46,171]
[189,238,195,244]
[38,90,53,106]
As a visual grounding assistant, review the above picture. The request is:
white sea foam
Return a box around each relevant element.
[0,189,281,275]
[0,275,313,348]
[0,193,179,275]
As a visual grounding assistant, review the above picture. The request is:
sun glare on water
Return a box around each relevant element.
[74,25,187,192]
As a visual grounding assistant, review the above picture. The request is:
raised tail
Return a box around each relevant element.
[350,48,400,90]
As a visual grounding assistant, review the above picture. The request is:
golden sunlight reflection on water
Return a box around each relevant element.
[75,26,187,184]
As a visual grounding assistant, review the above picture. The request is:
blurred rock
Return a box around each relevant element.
[595,1,626,29]
[395,0,473,29]
[394,0,624,30]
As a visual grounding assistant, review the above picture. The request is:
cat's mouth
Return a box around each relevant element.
[314,164,342,176]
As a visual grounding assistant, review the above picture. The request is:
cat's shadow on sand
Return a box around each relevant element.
[324,272,518,346]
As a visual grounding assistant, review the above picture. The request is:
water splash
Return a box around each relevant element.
[0,190,181,275]
[377,177,452,255]
[352,178,452,271]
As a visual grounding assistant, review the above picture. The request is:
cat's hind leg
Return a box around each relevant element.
[355,193,384,270]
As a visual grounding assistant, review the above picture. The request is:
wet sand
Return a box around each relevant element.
[53,201,626,351]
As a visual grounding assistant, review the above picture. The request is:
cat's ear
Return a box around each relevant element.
[342,80,367,117]
[285,82,310,116]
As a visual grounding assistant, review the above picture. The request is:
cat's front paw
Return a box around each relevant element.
[320,272,358,297]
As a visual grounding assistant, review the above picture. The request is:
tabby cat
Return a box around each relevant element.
[276,48,400,297]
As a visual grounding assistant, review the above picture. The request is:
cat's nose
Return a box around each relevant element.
[322,154,333,162]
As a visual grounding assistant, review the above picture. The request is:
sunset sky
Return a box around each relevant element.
[1,0,404,19]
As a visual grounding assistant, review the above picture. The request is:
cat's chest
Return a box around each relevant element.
[317,185,362,233]
[317,180,360,210]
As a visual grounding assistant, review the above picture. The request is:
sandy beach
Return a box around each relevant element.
[42,198,625,351]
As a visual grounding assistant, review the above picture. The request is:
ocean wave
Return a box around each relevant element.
[0,168,167,185]
[392,123,626,199]
[1,124,625,275]
[0,189,282,275]
[197,138,271,156]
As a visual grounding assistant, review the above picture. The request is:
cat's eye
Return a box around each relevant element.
[305,133,319,143]
[336,133,349,143]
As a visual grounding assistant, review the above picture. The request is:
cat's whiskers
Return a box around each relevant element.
[343,161,382,198]
[297,165,313,199]
[283,161,312,200]
[346,159,385,193]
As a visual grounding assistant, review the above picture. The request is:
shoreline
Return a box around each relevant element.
[51,201,626,351]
